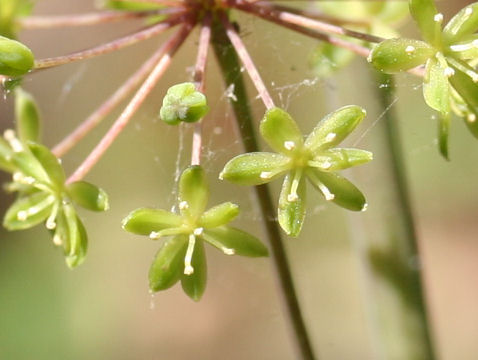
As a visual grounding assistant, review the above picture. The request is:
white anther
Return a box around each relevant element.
[184,265,194,275]
[4,130,23,152]
[287,193,299,202]
[405,45,416,54]
[318,183,335,201]
[465,7,473,16]
[320,161,332,170]
[473,39,478,47]
[361,203,369,212]
[149,231,160,239]
[468,113,477,123]
[223,248,235,255]
[179,201,189,210]
[284,141,295,150]
[444,67,455,77]
[260,171,273,179]
[193,227,203,236]
[53,234,62,246]
[434,13,443,22]
[325,133,337,142]
[45,217,56,230]
[218,172,224,180]
[17,211,28,221]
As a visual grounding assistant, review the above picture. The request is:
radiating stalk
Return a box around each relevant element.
[348,71,436,360]
[211,19,317,360]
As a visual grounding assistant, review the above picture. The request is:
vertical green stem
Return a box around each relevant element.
[352,70,436,359]
[211,19,317,360]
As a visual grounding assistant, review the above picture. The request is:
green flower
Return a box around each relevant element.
[0,90,109,268]
[369,0,478,158]
[220,106,372,237]
[122,165,268,301]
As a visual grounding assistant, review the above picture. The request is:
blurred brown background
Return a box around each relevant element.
[1,1,477,359]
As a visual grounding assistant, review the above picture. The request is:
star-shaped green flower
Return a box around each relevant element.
[369,0,478,158]
[122,165,268,301]
[220,106,372,237]
[0,87,109,268]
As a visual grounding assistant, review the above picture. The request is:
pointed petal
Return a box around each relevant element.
[443,3,478,42]
[3,192,55,230]
[307,168,366,211]
[202,226,268,257]
[122,208,183,235]
[369,39,434,74]
[409,0,441,45]
[260,107,304,155]
[423,56,450,115]
[67,181,109,212]
[220,152,289,186]
[198,202,239,228]
[64,209,88,268]
[181,239,207,301]
[309,148,373,171]
[278,170,307,237]
[0,137,14,172]
[15,88,41,143]
[305,105,367,152]
[178,165,209,220]
[149,235,188,292]
[28,142,65,189]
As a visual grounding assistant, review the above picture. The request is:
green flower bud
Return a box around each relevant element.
[160,82,209,125]
[0,36,34,77]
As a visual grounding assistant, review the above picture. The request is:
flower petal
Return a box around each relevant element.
[305,105,366,152]
[423,55,450,116]
[181,238,207,301]
[409,0,441,45]
[149,235,188,292]
[178,165,209,220]
[220,152,290,186]
[15,88,41,143]
[369,38,434,74]
[309,148,373,171]
[122,208,183,235]
[260,107,304,155]
[307,168,366,211]
[0,136,14,172]
[3,191,54,230]
[63,205,88,268]
[278,170,307,237]
[202,226,268,257]
[28,142,65,189]
[443,3,478,42]
[67,181,109,212]
[198,202,239,228]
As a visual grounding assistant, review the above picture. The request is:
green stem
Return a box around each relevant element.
[211,18,317,360]
[353,70,436,359]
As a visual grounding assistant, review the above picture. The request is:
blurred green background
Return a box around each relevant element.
[1,1,478,359]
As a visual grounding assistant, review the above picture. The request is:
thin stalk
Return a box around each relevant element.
[191,13,212,166]
[232,2,426,78]
[349,71,436,359]
[211,18,317,360]
[67,22,194,184]
[34,13,189,70]
[19,9,183,29]
[230,0,384,44]
[52,29,179,158]
[219,11,274,110]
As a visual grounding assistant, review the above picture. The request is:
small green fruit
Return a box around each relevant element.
[160,82,209,125]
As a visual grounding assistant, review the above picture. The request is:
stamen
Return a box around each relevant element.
[361,203,369,212]
[284,141,295,150]
[223,248,235,255]
[444,67,455,77]
[45,202,59,230]
[260,171,273,179]
[184,234,196,275]
[287,170,302,202]
[434,13,443,23]
[325,133,336,143]
[405,45,415,54]
[53,234,63,246]
[467,113,477,123]
[318,182,335,201]
[193,227,203,236]
[4,130,23,152]
[179,201,189,210]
